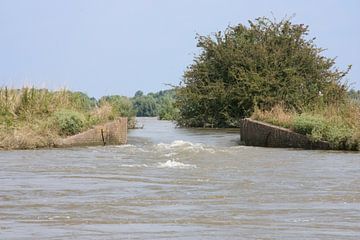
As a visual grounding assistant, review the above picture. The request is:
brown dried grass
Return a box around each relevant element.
[251,104,295,129]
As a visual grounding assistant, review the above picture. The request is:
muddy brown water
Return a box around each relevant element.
[1,118,359,239]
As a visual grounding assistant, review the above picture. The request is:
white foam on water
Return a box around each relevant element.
[120,164,149,168]
[157,140,203,149]
[157,160,197,169]
[164,152,177,157]
[115,144,136,148]
[113,144,150,153]
[290,218,315,223]
[156,140,215,153]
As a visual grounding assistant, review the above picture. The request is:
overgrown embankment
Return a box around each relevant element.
[0,87,134,150]
[251,102,360,151]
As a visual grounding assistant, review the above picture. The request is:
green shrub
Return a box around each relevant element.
[322,122,353,149]
[293,114,327,135]
[293,113,353,149]
[54,109,86,136]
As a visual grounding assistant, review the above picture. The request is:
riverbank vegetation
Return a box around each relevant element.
[131,89,178,120]
[175,17,350,128]
[2,16,359,151]
[0,87,180,149]
[174,16,359,150]
[251,101,360,150]
[0,87,134,149]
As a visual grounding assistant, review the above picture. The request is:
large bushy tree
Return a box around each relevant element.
[176,17,350,127]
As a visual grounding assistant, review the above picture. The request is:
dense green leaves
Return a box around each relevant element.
[132,95,158,117]
[54,109,86,136]
[176,17,350,127]
[131,89,178,120]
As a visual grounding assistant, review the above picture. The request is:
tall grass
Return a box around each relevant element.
[252,101,360,150]
[0,87,130,149]
[251,104,295,129]
[0,87,95,120]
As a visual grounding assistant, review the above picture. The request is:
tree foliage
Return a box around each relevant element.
[98,95,135,119]
[176,17,350,127]
[131,89,178,119]
[132,95,158,117]
[54,109,86,136]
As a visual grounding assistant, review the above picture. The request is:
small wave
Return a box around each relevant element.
[164,152,177,157]
[290,218,314,223]
[157,140,198,149]
[112,144,149,153]
[156,140,215,153]
[115,144,136,148]
[157,160,197,169]
[120,164,149,168]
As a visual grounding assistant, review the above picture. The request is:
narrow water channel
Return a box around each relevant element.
[1,117,359,239]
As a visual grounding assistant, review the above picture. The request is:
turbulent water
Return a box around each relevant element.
[1,117,359,239]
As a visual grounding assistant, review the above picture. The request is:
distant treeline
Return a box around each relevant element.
[99,89,178,120]
[131,89,178,120]
[348,89,360,103]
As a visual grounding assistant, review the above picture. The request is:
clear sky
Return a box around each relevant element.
[0,0,359,98]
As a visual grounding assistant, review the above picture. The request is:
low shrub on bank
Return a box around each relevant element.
[293,113,354,149]
[292,114,327,135]
[252,102,360,150]
[54,110,86,136]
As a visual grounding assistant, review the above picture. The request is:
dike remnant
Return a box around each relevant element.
[240,118,331,150]
[55,117,127,148]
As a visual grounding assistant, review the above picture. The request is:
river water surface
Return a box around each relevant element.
[1,118,359,239]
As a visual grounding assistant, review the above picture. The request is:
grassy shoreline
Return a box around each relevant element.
[251,101,360,151]
[0,87,134,150]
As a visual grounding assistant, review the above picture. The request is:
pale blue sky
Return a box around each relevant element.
[0,0,359,98]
